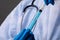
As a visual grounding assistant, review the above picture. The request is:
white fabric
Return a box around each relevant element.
[0,0,60,40]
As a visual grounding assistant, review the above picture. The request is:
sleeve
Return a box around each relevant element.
[0,0,32,40]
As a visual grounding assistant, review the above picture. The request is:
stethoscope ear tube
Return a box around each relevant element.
[23,0,38,12]
[26,4,45,30]
[23,5,38,12]
[23,2,45,31]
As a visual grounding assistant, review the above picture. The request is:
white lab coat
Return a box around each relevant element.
[0,0,60,40]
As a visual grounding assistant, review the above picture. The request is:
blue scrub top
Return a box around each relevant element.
[0,0,60,40]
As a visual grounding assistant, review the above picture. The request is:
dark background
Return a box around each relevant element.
[0,0,22,25]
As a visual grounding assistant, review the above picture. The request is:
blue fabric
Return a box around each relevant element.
[0,0,60,40]
[14,29,35,40]
[44,0,54,5]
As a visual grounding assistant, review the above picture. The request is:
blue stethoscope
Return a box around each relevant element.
[14,0,54,40]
